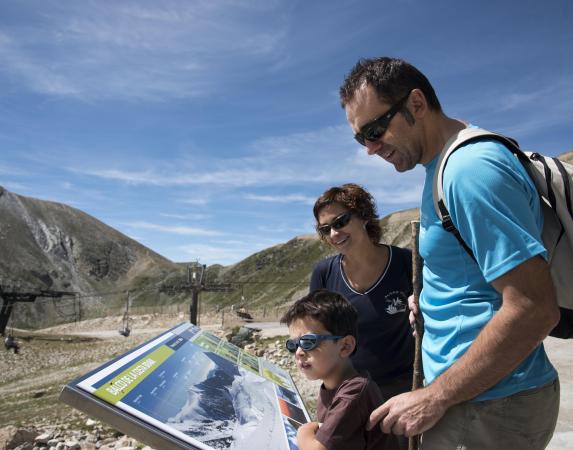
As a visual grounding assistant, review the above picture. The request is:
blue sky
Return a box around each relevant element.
[1,0,572,266]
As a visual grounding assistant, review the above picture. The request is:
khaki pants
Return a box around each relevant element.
[421,378,560,450]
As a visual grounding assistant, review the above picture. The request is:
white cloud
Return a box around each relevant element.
[0,163,30,176]
[177,231,285,265]
[177,243,252,266]
[125,221,221,236]
[0,1,289,101]
[2,181,28,192]
[370,186,423,205]
[159,212,210,220]
[244,193,315,205]
[257,224,311,235]
[70,123,426,209]
[180,197,210,206]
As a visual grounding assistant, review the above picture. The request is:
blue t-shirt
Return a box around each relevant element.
[310,246,414,386]
[419,138,557,401]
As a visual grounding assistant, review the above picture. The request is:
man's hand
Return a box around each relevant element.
[408,294,421,337]
[367,387,448,437]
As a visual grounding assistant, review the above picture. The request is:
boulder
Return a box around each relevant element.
[34,432,53,445]
[0,426,37,450]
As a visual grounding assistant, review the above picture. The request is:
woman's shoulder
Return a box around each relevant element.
[386,245,413,286]
[388,245,412,262]
[310,254,343,291]
[313,253,341,271]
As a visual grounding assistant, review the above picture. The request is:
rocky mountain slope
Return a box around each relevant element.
[1,149,570,328]
[0,187,185,327]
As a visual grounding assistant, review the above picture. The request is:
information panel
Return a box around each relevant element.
[60,323,309,450]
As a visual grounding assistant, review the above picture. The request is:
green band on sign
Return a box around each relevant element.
[94,345,174,404]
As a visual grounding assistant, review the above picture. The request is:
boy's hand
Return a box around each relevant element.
[297,422,327,450]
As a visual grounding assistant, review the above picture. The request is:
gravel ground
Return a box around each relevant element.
[1,316,569,450]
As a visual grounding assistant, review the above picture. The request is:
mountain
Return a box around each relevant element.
[0,186,185,327]
[1,149,570,326]
[198,207,420,311]
[559,150,573,164]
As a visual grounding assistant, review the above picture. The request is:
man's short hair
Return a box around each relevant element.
[280,289,358,339]
[313,183,381,245]
[339,56,442,112]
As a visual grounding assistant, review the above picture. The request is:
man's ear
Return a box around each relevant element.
[339,335,356,357]
[409,88,428,119]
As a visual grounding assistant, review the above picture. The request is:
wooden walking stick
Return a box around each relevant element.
[408,220,424,450]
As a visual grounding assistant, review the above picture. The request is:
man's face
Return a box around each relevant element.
[345,84,420,172]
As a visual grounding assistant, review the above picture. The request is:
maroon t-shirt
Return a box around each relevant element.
[315,372,399,450]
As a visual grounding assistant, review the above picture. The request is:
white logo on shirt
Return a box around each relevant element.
[384,291,407,315]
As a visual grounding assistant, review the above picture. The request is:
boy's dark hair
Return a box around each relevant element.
[280,289,358,339]
[339,56,442,112]
[313,183,381,245]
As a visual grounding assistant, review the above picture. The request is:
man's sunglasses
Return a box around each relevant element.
[285,333,343,353]
[354,91,411,146]
[316,211,353,237]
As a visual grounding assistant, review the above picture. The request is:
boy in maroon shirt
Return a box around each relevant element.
[281,289,399,450]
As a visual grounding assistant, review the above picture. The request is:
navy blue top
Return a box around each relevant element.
[310,246,414,386]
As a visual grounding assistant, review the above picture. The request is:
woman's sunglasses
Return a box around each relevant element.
[285,333,343,353]
[354,91,411,146]
[316,211,353,237]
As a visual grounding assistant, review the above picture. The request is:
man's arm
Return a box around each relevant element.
[297,422,327,450]
[368,255,560,437]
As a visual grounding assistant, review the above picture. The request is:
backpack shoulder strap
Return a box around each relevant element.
[432,127,521,260]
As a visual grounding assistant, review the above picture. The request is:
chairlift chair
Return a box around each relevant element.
[4,323,20,354]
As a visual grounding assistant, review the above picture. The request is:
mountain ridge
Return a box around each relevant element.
[2,148,572,326]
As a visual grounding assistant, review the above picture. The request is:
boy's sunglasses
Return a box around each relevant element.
[316,211,352,236]
[354,91,411,146]
[285,333,343,353]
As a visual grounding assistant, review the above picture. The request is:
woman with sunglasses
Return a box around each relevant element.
[310,183,414,447]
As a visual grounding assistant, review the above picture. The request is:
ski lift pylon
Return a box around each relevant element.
[119,291,132,337]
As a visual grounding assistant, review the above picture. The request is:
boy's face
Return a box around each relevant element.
[287,316,347,383]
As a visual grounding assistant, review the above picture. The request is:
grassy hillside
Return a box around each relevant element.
[190,207,421,313]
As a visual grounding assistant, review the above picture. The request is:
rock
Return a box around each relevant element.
[98,437,116,446]
[115,436,134,447]
[0,426,37,450]
[63,440,80,450]
[13,443,33,450]
[85,419,98,427]
[35,432,53,444]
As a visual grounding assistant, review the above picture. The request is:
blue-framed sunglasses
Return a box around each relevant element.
[285,333,343,353]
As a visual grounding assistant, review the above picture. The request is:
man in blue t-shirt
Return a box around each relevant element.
[338,57,560,450]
